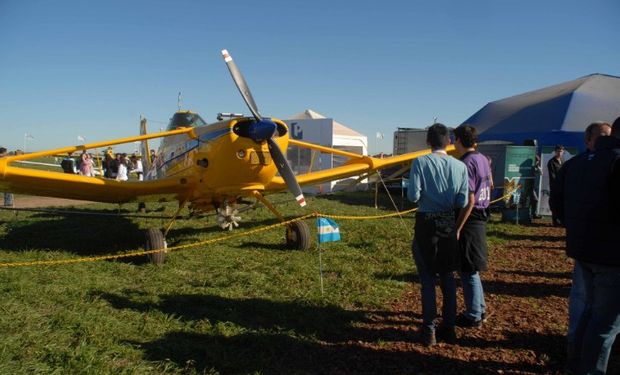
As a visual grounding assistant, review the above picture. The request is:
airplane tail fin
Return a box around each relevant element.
[139,117,151,170]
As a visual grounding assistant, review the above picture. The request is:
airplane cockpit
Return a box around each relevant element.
[166,111,207,130]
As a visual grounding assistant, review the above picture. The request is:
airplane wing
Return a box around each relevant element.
[265,139,456,190]
[0,128,197,203]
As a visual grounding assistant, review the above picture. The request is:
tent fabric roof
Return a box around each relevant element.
[288,109,365,137]
[463,74,620,150]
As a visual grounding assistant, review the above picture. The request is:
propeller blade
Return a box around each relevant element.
[221,49,261,121]
[267,138,306,207]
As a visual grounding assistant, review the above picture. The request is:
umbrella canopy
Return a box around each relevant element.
[463,74,620,151]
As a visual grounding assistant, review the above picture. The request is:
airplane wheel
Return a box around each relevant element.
[145,228,167,264]
[286,221,311,250]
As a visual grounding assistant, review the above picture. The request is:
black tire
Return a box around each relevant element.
[145,228,167,264]
[286,221,311,250]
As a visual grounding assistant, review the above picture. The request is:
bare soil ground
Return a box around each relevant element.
[319,221,619,375]
[8,196,93,209]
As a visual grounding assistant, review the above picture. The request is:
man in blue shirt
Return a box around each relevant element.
[408,123,469,346]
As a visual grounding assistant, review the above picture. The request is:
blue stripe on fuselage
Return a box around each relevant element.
[156,127,231,172]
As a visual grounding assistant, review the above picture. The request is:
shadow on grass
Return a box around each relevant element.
[96,291,554,374]
[98,292,363,340]
[487,230,565,243]
[0,205,312,256]
[134,330,555,374]
[0,213,143,255]
[235,242,292,251]
[374,271,416,283]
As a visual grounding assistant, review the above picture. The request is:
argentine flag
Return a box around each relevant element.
[317,217,341,243]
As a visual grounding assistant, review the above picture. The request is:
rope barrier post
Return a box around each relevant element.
[318,241,324,297]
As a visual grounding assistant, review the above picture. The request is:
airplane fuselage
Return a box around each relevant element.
[147,114,290,211]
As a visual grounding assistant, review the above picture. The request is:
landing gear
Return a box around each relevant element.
[144,199,187,265]
[145,228,167,265]
[250,191,311,250]
[286,221,311,250]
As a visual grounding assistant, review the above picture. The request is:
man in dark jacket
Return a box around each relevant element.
[60,152,77,174]
[547,145,564,226]
[552,117,620,374]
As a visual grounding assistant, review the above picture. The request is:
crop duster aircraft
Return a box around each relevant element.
[0,50,436,263]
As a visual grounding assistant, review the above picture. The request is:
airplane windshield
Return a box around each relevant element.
[167,112,207,130]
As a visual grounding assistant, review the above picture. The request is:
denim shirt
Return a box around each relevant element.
[407,151,469,213]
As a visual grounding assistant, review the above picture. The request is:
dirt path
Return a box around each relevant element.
[323,221,618,374]
[8,196,94,209]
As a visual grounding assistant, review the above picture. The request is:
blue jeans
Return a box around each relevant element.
[412,240,456,331]
[573,261,620,375]
[460,271,486,321]
[568,260,586,342]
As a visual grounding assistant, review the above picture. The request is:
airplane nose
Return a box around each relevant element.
[248,120,277,143]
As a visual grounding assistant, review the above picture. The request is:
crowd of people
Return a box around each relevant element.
[61,148,144,181]
[408,118,619,374]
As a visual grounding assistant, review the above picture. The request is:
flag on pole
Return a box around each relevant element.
[77,135,85,142]
[24,133,34,140]
[317,217,341,243]
[376,132,384,140]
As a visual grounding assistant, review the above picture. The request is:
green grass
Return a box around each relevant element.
[0,191,520,374]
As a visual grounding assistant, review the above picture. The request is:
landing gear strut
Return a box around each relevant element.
[252,191,311,250]
[144,198,187,264]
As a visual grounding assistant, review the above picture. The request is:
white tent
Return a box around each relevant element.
[285,109,368,194]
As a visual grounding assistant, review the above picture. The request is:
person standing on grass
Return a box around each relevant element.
[407,123,469,346]
[547,145,564,226]
[553,116,620,375]
[453,125,492,328]
[116,155,129,181]
[558,121,612,371]
[79,151,94,177]
[61,152,77,174]
[0,147,14,207]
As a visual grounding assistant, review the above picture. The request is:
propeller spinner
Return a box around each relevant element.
[221,49,306,207]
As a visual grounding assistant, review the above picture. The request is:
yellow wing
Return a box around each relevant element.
[0,128,197,203]
[265,139,456,190]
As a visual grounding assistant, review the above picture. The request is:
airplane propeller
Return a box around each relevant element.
[221,49,306,207]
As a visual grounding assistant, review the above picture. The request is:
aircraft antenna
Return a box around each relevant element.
[177,92,182,111]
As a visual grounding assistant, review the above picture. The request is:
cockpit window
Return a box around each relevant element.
[167,112,207,130]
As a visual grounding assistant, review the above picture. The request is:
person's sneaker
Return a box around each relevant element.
[455,313,482,328]
[481,311,489,322]
[421,328,436,347]
[436,325,456,344]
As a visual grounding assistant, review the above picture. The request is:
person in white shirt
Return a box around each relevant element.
[130,155,144,181]
[116,155,129,181]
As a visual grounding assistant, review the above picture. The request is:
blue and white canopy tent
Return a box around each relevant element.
[463,74,620,152]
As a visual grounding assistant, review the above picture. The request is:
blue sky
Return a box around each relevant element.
[1,0,618,154]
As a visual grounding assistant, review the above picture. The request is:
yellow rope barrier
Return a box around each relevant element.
[0,189,516,268]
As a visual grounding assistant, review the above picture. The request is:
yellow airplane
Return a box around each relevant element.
[0,49,440,263]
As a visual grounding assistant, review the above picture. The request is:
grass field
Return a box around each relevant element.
[0,191,531,374]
